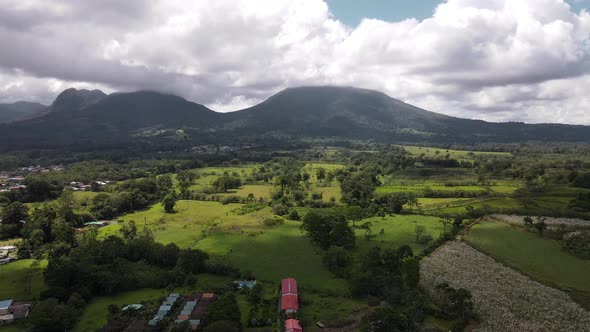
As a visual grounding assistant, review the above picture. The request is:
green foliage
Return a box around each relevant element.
[301,209,355,249]
[27,298,80,332]
[162,193,177,213]
[205,293,241,328]
[323,246,353,278]
[213,176,242,192]
[262,216,284,227]
[0,202,28,238]
[340,171,377,208]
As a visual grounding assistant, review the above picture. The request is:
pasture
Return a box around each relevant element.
[0,259,47,301]
[99,201,348,294]
[466,219,590,294]
[353,215,444,254]
[398,145,511,161]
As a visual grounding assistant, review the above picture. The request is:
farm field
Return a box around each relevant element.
[421,241,590,332]
[465,219,590,294]
[74,274,232,332]
[299,293,366,330]
[353,215,444,254]
[398,145,511,161]
[376,184,487,194]
[0,259,47,301]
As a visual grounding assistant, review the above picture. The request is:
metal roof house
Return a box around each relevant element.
[281,278,298,295]
[285,319,303,332]
[281,294,299,315]
[0,300,13,315]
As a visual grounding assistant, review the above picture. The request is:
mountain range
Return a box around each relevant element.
[0,101,47,123]
[1,86,589,151]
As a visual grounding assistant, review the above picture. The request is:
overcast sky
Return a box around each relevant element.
[1,0,590,124]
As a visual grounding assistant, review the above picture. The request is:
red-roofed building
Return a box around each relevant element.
[281,294,299,316]
[285,319,303,332]
[281,278,298,295]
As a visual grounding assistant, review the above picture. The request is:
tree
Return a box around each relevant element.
[415,225,426,243]
[323,246,353,277]
[157,174,174,195]
[205,293,241,329]
[162,193,177,213]
[120,220,138,239]
[0,201,29,226]
[203,320,239,332]
[213,176,242,193]
[316,167,326,182]
[401,258,420,288]
[340,172,377,207]
[534,218,548,236]
[301,209,355,249]
[439,216,453,235]
[344,205,364,227]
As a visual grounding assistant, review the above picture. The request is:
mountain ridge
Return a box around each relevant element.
[0,86,589,150]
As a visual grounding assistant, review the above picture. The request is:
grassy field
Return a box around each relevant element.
[398,145,511,161]
[196,221,349,294]
[99,201,348,294]
[376,184,487,194]
[74,274,231,332]
[466,219,590,293]
[300,293,366,330]
[0,259,47,301]
[99,200,275,248]
[353,215,444,254]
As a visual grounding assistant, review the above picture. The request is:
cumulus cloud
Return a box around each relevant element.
[0,0,589,124]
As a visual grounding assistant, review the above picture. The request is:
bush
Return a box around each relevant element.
[417,233,433,244]
[287,209,301,221]
[220,195,242,205]
[263,216,284,227]
[272,203,289,216]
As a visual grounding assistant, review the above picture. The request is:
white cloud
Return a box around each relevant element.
[0,0,589,124]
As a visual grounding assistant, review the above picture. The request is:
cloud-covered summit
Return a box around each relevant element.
[1,0,589,124]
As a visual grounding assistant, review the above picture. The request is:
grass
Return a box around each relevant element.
[466,219,590,293]
[376,184,487,194]
[99,200,275,248]
[300,293,366,329]
[398,145,511,161]
[100,201,347,294]
[196,221,349,294]
[353,215,444,254]
[74,274,231,332]
[0,259,47,301]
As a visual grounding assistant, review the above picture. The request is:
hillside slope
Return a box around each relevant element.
[0,101,47,123]
[0,86,589,150]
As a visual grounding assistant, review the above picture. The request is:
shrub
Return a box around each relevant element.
[417,233,434,244]
[263,216,284,227]
[220,195,242,205]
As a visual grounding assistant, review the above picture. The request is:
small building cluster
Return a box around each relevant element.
[174,293,216,331]
[69,180,109,191]
[281,278,302,332]
[0,165,63,193]
[0,299,32,325]
[0,246,17,265]
[148,293,179,327]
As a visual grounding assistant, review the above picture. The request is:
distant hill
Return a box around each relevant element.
[0,101,47,123]
[0,89,221,149]
[223,86,590,143]
[0,86,589,150]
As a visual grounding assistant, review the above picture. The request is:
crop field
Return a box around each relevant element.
[421,241,590,332]
[376,183,487,194]
[465,219,590,294]
[0,259,47,300]
[398,145,511,161]
[353,215,444,254]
